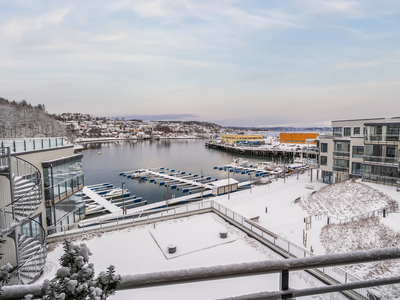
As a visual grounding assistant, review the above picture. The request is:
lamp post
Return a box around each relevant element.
[121,181,126,214]
[227,167,230,200]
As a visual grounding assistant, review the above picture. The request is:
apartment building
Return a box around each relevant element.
[318,117,400,189]
[0,138,85,284]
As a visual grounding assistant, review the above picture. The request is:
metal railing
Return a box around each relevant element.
[0,147,9,171]
[44,173,84,204]
[47,200,372,299]
[0,150,42,231]
[363,155,399,165]
[47,204,86,235]
[0,138,65,154]
[14,218,47,284]
[363,174,400,186]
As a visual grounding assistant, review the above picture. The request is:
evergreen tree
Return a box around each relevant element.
[42,240,121,300]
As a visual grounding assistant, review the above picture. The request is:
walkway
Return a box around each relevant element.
[82,186,121,214]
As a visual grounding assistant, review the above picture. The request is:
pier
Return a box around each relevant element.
[82,187,121,214]
[205,141,318,159]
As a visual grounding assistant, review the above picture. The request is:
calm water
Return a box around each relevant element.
[81,139,278,204]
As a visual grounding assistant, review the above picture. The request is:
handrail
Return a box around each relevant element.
[11,217,47,284]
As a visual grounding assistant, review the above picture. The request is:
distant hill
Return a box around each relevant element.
[0,98,68,139]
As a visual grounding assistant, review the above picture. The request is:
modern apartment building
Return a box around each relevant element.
[0,138,85,284]
[317,117,400,189]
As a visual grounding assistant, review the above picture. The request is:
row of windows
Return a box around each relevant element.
[333,126,363,137]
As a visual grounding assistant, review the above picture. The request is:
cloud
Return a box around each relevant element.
[0,7,71,39]
[115,113,199,121]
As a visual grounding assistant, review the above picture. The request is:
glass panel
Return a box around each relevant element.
[321,143,328,153]
[354,127,360,135]
[333,127,342,137]
[321,156,327,166]
[344,128,351,137]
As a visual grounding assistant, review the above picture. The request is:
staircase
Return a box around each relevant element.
[0,146,47,284]
[17,234,47,284]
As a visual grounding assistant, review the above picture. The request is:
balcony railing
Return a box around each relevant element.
[364,134,400,143]
[364,155,399,165]
[333,166,349,173]
[0,138,65,154]
[333,151,350,158]
[44,173,84,205]
[363,174,399,186]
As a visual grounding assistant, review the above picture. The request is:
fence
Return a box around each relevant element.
[0,138,65,154]
[47,199,372,299]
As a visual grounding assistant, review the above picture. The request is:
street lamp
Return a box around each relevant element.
[121,181,126,214]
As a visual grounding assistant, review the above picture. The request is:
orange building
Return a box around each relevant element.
[280,133,319,145]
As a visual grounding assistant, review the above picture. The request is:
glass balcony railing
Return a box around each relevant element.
[0,138,65,154]
[333,151,350,158]
[45,173,84,203]
[363,174,399,186]
[333,166,349,173]
[397,181,400,191]
[363,155,399,165]
[364,134,400,143]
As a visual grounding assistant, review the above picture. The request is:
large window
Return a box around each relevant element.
[387,146,396,158]
[321,143,328,153]
[352,146,364,158]
[333,127,342,137]
[333,159,349,172]
[353,127,360,135]
[387,126,400,141]
[344,128,351,137]
[21,214,43,243]
[321,156,327,166]
[352,162,363,175]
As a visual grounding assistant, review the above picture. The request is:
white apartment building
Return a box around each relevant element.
[318,117,400,189]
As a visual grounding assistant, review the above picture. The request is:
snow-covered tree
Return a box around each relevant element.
[41,240,121,300]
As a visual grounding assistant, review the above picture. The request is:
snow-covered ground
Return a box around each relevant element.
[42,213,344,299]
[40,171,400,299]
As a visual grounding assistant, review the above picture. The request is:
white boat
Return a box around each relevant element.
[104,188,130,198]
[132,169,149,178]
[232,158,248,166]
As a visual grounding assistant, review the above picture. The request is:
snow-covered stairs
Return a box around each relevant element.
[12,175,42,222]
[17,235,46,284]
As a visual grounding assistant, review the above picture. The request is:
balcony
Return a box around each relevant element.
[364,134,400,144]
[333,166,349,173]
[363,174,399,186]
[44,173,84,206]
[364,155,399,166]
[333,151,350,159]
[0,138,66,154]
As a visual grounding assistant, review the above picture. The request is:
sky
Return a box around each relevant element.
[0,0,400,127]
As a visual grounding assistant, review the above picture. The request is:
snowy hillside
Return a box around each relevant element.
[300,180,398,217]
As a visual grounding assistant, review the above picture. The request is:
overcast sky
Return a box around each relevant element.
[1,1,400,127]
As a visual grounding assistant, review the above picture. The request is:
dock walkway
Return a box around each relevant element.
[83,187,121,214]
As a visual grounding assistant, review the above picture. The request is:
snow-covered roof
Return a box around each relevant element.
[211,178,239,187]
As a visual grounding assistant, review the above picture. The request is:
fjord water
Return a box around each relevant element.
[81,139,268,204]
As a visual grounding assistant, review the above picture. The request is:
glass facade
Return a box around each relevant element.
[21,214,44,243]
[320,156,327,166]
[333,159,349,173]
[333,141,350,157]
[323,171,333,184]
[364,124,400,142]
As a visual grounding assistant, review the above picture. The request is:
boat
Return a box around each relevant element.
[104,188,130,198]
[132,169,150,178]
[232,158,248,166]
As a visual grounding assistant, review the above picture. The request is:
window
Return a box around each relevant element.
[321,156,327,166]
[354,127,360,135]
[21,214,43,243]
[387,146,396,158]
[333,127,342,137]
[344,128,351,137]
[352,162,363,175]
[352,146,364,158]
[321,143,328,153]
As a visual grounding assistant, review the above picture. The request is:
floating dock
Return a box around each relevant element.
[82,187,121,214]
